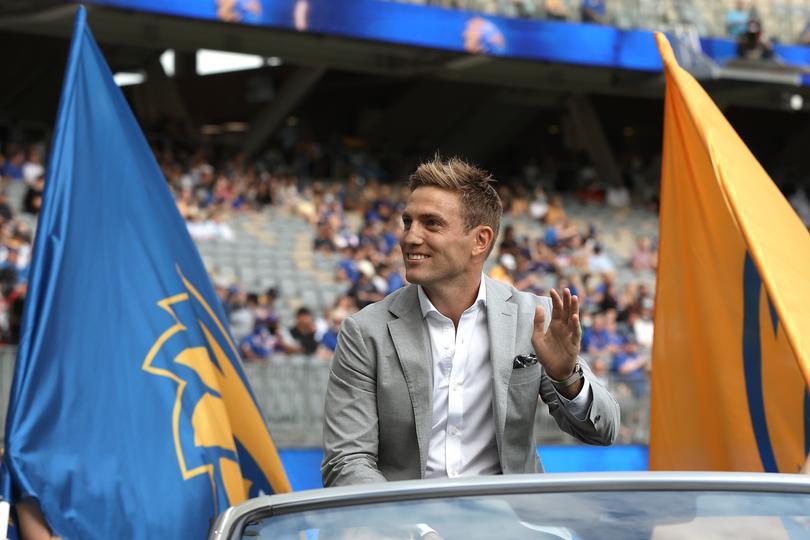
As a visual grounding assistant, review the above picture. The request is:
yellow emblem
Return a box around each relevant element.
[142,266,290,511]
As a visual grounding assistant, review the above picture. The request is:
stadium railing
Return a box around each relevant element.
[0,346,650,447]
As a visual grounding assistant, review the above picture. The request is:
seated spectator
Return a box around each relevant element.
[512,253,542,294]
[488,253,516,286]
[348,263,385,309]
[336,246,360,284]
[612,335,649,397]
[531,237,558,273]
[0,249,29,285]
[528,187,549,221]
[582,311,610,363]
[254,287,278,323]
[313,221,337,253]
[725,1,749,39]
[630,236,657,272]
[544,0,567,20]
[588,242,614,273]
[580,0,607,24]
[23,176,45,215]
[288,306,320,355]
[630,299,654,350]
[543,219,580,249]
[498,225,519,255]
[597,279,619,313]
[1,147,25,182]
[379,262,406,295]
[229,291,258,342]
[381,218,401,254]
[736,7,774,61]
[240,317,283,361]
[316,304,354,360]
[23,146,45,185]
[543,194,567,226]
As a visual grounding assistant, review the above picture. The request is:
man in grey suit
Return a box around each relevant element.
[322,157,620,487]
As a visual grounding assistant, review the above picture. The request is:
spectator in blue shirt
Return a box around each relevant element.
[612,334,649,397]
[725,1,749,38]
[1,148,24,182]
[581,0,607,24]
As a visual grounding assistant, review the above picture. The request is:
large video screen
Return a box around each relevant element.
[80,0,664,71]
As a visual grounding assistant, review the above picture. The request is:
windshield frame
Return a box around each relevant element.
[208,472,810,540]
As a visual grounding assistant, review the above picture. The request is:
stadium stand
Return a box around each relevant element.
[1,0,809,452]
[386,0,810,44]
[0,135,662,445]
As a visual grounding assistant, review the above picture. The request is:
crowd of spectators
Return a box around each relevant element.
[2,135,667,404]
[0,144,41,345]
[145,133,665,390]
[483,187,657,399]
[392,0,810,45]
[9,131,810,404]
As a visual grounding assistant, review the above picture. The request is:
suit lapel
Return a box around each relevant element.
[387,285,432,477]
[485,276,516,458]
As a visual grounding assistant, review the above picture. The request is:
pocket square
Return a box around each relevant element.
[513,353,538,369]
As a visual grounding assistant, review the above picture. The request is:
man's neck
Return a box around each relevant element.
[422,275,482,328]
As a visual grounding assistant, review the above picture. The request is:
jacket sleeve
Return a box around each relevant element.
[540,359,621,446]
[321,315,388,487]
[529,293,620,446]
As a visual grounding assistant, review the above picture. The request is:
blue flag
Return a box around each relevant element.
[2,7,290,538]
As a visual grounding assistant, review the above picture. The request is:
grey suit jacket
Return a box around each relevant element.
[322,276,620,487]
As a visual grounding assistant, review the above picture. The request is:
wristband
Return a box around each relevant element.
[547,361,583,390]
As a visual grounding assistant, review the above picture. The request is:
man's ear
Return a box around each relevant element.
[473,225,494,257]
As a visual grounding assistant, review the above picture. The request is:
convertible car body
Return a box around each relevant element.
[209,472,810,540]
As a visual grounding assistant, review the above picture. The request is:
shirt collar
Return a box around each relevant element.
[417,274,487,320]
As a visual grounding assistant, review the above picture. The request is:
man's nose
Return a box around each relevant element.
[401,224,423,246]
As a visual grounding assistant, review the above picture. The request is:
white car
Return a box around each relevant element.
[209,472,810,540]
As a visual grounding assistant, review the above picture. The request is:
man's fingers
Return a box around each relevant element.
[533,304,546,332]
[569,293,580,324]
[562,287,571,321]
[549,288,563,320]
[570,313,582,346]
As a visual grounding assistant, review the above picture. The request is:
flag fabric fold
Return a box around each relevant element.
[3,7,289,538]
[649,33,810,472]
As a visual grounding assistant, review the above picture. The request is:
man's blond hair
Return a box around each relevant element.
[408,156,502,255]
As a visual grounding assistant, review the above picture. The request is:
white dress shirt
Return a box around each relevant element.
[418,278,591,479]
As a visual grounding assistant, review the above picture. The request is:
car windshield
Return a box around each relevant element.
[241,490,810,540]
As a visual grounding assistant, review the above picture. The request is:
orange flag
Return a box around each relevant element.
[649,33,810,472]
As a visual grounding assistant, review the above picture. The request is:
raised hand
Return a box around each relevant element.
[531,288,582,381]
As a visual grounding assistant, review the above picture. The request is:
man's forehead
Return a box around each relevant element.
[404,187,461,215]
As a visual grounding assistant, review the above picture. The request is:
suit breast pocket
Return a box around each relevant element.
[508,362,542,386]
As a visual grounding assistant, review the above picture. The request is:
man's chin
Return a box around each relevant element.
[404,269,427,285]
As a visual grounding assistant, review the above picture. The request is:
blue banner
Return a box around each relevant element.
[79,0,810,72]
[2,7,289,539]
[82,0,663,71]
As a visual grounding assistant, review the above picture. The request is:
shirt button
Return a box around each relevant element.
[451,383,459,391]
[449,426,460,436]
